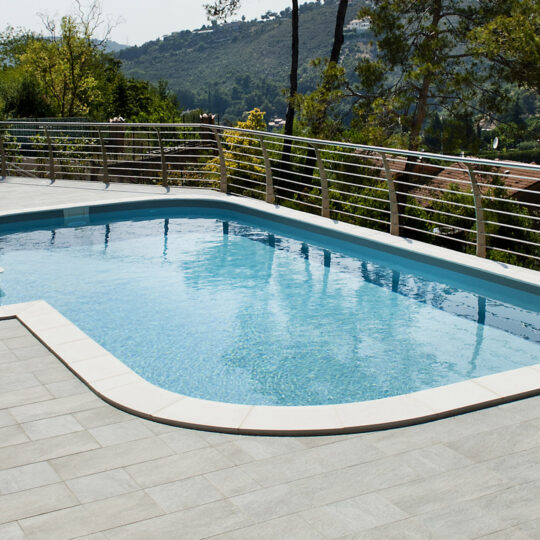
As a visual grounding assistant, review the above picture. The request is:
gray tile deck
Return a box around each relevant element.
[1,179,539,537]
[0,320,538,539]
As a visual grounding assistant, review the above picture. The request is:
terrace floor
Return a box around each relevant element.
[1,177,539,539]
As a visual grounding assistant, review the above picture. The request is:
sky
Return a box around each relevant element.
[5,0,312,46]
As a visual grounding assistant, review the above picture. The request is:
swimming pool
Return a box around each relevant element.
[1,200,538,410]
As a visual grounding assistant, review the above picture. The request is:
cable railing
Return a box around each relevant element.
[0,120,539,269]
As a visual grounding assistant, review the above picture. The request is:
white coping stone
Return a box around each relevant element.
[0,189,538,434]
[155,397,253,432]
[412,380,501,414]
[104,381,181,417]
[336,394,437,430]
[474,366,540,397]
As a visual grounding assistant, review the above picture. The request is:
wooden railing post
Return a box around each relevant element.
[154,127,168,187]
[466,164,487,258]
[312,144,330,218]
[97,127,109,184]
[258,135,275,204]
[211,127,228,193]
[43,126,55,181]
[380,152,400,236]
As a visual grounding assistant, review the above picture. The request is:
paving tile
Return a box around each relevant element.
[238,436,385,488]
[205,465,261,497]
[9,392,102,423]
[0,372,41,393]
[33,364,75,384]
[297,433,358,448]
[483,446,540,485]
[0,425,29,448]
[0,483,77,524]
[73,405,134,429]
[380,463,510,516]
[498,398,540,421]
[0,461,61,495]
[214,440,259,465]
[143,419,178,435]
[3,355,59,374]
[516,518,540,538]
[66,469,140,504]
[210,514,325,540]
[2,334,41,350]
[46,378,88,398]
[476,481,540,531]
[104,498,252,540]
[478,526,531,539]
[224,435,305,461]
[159,428,210,453]
[447,417,540,462]
[0,409,16,428]
[339,516,437,539]
[50,436,173,480]
[0,321,30,339]
[0,431,100,471]
[419,491,513,539]
[146,475,224,513]
[395,443,474,478]
[230,456,420,523]
[126,446,234,488]
[19,491,164,539]
[0,350,18,364]
[0,384,52,409]
[12,344,52,361]
[300,492,409,538]
[88,419,154,447]
[0,522,26,540]
[21,414,84,440]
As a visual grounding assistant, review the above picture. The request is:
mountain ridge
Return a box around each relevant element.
[116,0,372,123]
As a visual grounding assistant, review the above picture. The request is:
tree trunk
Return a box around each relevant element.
[330,0,348,64]
[399,0,442,234]
[284,0,299,138]
[278,0,299,198]
[301,0,349,191]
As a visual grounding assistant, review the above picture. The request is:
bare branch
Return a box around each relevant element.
[204,0,242,23]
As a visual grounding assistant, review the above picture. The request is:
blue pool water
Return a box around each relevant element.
[0,206,538,406]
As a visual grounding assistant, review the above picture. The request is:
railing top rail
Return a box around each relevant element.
[2,120,540,173]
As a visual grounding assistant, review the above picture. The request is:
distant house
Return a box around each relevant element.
[346,18,371,33]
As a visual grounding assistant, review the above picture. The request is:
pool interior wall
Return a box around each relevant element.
[1,196,538,432]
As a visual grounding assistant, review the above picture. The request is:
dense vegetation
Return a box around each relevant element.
[0,12,181,122]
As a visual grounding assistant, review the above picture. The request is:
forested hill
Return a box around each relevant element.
[117,0,372,123]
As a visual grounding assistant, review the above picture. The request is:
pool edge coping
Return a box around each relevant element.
[1,300,539,435]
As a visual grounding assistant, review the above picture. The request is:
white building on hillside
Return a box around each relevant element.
[346,18,371,33]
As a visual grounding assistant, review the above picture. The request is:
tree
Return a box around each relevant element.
[348,1,525,153]
[0,2,182,121]
[206,108,268,197]
[296,0,349,139]
[18,1,113,117]
[204,0,299,138]
[468,0,540,93]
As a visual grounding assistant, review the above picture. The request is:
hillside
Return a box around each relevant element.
[117,0,373,123]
